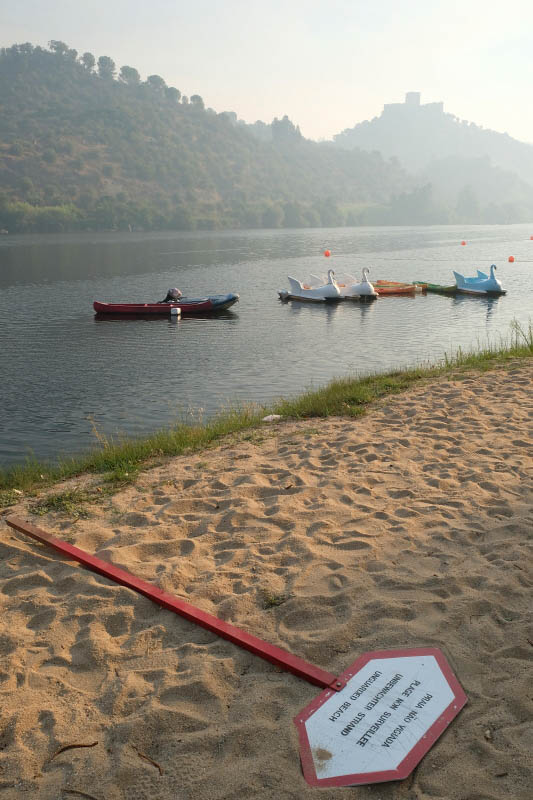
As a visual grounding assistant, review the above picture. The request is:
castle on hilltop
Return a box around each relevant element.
[383,92,444,115]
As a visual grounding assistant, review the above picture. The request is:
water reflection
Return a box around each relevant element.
[451,293,502,321]
[283,298,377,323]
[1,225,532,466]
[285,299,342,323]
[358,301,376,322]
[93,310,239,323]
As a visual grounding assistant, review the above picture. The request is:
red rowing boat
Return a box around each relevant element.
[93,293,239,315]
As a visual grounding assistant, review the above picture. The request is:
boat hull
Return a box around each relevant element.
[455,288,506,296]
[374,280,422,295]
[278,291,341,303]
[415,281,505,296]
[93,294,239,315]
[374,285,416,296]
[414,282,457,295]
[278,291,376,303]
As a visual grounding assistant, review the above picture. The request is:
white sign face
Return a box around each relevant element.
[294,648,466,787]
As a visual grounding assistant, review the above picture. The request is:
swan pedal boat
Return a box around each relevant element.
[93,294,240,315]
[334,268,378,299]
[279,269,341,302]
[278,269,377,302]
[452,265,506,296]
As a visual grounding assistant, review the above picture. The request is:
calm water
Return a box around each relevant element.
[1,224,532,467]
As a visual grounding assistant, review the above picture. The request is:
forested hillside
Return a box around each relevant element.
[2,44,532,233]
[0,42,411,233]
[333,97,533,224]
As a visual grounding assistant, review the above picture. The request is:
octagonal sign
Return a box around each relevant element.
[294,647,467,787]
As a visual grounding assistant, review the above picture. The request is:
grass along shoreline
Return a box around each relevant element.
[2,321,533,506]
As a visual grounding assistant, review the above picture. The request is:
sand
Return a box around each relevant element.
[1,362,532,800]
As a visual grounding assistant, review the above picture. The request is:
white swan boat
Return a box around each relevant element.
[336,268,378,299]
[279,267,377,302]
[453,264,506,295]
[278,269,341,302]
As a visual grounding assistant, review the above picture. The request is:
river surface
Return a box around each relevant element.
[1,224,532,467]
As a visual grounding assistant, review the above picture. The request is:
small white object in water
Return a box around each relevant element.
[262,414,282,423]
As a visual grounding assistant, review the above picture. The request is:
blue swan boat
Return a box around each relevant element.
[453,264,506,296]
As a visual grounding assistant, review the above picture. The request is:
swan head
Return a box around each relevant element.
[362,267,370,282]
[327,269,335,283]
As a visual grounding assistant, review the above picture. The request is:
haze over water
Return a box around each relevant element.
[1,223,532,467]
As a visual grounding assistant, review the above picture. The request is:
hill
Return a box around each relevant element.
[2,49,532,233]
[0,42,411,233]
[333,93,533,224]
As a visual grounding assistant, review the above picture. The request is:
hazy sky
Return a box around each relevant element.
[2,0,533,144]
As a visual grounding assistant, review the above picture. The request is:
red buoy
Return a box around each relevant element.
[460,240,466,246]
[324,249,331,257]
[508,255,515,262]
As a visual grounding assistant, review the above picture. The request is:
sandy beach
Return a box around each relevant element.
[1,362,532,800]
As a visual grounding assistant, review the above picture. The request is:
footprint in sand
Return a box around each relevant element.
[27,607,57,631]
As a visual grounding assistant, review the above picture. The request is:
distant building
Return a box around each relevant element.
[405,92,420,106]
[383,93,444,115]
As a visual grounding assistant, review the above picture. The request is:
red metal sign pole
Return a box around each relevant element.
[5,516,344,692]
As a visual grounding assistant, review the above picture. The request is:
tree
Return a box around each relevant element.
[455,184,480,223]
[262,204,283,227]
[119,65,140,85]
[171,204,193,230]
[16,43,34,57]
[272,115,302,144]
[220,111,237,124]
[48,40,69,56]
[165,86,181,103]
[80,52,96,72]
[316,198,341,227]
[97,55,116,80]
[190,94,204,109]
[388,184,437,224]
[282,201,304,227]
[146,74,166,92]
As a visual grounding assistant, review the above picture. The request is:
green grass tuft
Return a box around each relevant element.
[1,321,532,496]
[0,489,24,508]
[32,488,96,520]
[262,591,288,609]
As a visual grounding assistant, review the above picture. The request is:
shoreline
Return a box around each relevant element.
[0,360,532,798]
[2,336,533,499]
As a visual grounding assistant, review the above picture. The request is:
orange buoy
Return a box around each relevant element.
[530,235,533,240]
[461,240,466,245]
[508,255,515,262]
[324,249,331,257]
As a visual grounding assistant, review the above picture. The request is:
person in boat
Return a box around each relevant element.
[158,287,183,303]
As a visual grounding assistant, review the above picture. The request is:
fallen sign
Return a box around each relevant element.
[5,517,467,788]
[4,516,343,691]
[294,648,467,787]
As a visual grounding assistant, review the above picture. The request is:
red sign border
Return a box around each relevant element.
[293,647,467,787]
